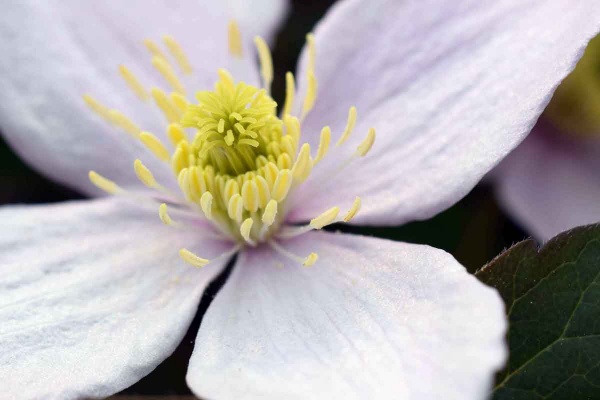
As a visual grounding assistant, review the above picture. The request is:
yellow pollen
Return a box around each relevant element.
[118,65,149,101]
[303,252,319,267]
[337,106,357,146]
[179,248,209,268]
[282,72,295,117]
[140,131,171,161]
[152,56,186,95]
[163,35,193,74]
[134,159,157,188]
[228,20,243,58]
[89,171,121,194]
[357,128,376,157]
[254,36,273,93]
[310,206,340,229]
[159,203,174,225]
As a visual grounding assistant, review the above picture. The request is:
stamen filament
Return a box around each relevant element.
[313,126,331,165]
[134,159,158,188]
[282,72,295,117]
[179,248,210,268]
[356,128,376,156]
[152,56,186,95]
[163,35,193,74]
[119,65,149,101]
[140,131,171,161]
[336,106,357,146]
[144,39,169,61]
[254,36,273,93]
[268,239,319,267]
[159,203,175,225]
[89,171,122,194]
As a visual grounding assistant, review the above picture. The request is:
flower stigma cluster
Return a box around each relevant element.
[84,21,375,268]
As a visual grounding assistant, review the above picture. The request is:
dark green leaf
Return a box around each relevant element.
[476,224,600,400]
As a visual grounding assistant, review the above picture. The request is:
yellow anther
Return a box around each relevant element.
[282,72,295,117]
[151,88,180,123]
[254,36,273,92]
[144,39,169,61]
[88,171,121,194]
[263,162,280,187]
[179,248,210,268]
[171,146,189,175]
[158,203,174,225]
[224,179,240,203]
[277,153,293,170]
[313,126,331,165]
[291,143,312,183]
[306,33,316,76]
[262,199,278,226]
[83,95,112,121]
[228,20,243,58]
[241,179,259,212]
[343,197,361,222]
[284,115,301,144]
[163,35,193,74]
[170,93,189,113]
[255,176,270,208]
[225,130,235,146]
[303,252,318,267]
[310,206,340,229]
[356,128,376,157]
[240,218,254,242]
[217,119,225,133]
[140,131,170,162]
[167,123,187,146]
[302,72,317,119]
[337,106,357,146]
[200,192,213,220]
[108,110,142,137]
[133,159,157,188]
[271,170,293,202]
[152,56,186,95]
[118,65,149,101]
[227,194,244,223]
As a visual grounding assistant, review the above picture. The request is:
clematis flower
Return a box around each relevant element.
[0,1,598,399]
[494,35,600,241]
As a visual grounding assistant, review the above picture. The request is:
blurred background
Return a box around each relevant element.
[2,0,597,396]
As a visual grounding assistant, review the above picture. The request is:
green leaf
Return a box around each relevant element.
[476,224,600,400]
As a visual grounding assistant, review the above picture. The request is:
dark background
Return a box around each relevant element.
[0,0,527,396]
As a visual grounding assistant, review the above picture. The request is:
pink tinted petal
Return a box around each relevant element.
[0,0,287,196]
[495,122,600,240]
[0,197,234,399]
[288,0,600,226]
[187,231,506,400]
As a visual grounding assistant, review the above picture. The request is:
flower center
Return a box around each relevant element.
[83,21,375,267]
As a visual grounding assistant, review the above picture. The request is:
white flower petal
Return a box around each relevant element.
[289,0,600,226]
[0,0,287,196]
[0,197,234,399]
[187,231,506,400]
[495,122,600,241]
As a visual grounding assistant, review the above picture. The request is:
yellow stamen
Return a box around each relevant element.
[179,248,209,268]
[133,159,157,188]
[83,95,112,121]
[144,39,169,61]
[152,56,186,95]
[240,217,254,242]
[170,93,190,114]
[303,252,319,267]
[306,33,316,76]
[254,36,273,92]
[356,128,376,157]
[108,110,142,137]
[163,35,193,74]
[228,20,243,58]
[271,170,293,202]
[200,192,213,220]
[118,65,149,101]
[282,72,295,117]
[313,126,331,165]
[241,179,259,212]
[151,88,180,123]
[337,106,357,146]
[343,197,361,222]
[291,143,312,183]
[88,171,121,194]
[140,131,171,162]
[262,199,278,226]
[302,72,317,119]
[227,194,244,223]
[310,206,340,229]
[167,123,187,146]
[159,203,174,225]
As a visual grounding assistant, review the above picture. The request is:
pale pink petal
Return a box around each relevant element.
[495,122,600,240]
[288,0,600,226]
[0,197,234,399]
[0,0,287,196]
[187,231,506,400]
